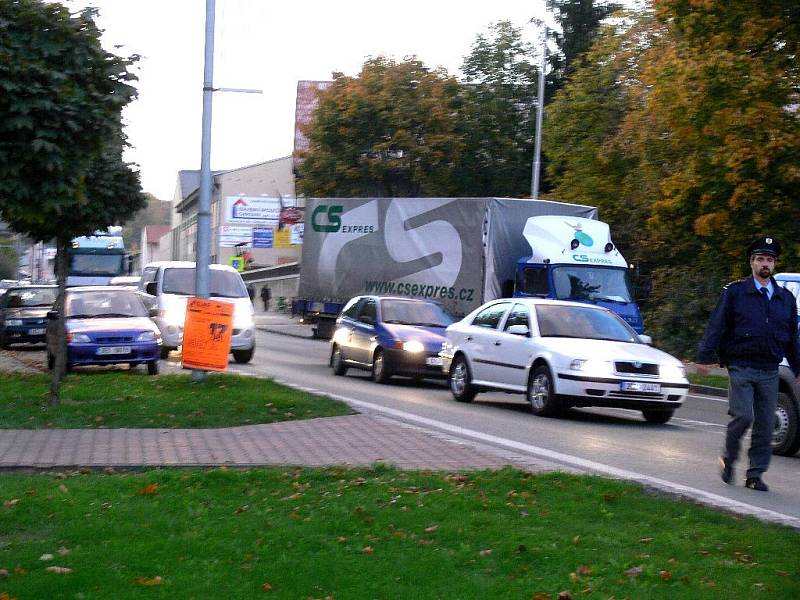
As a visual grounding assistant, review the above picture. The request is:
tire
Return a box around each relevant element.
[527,365,561,417]
[232,347,254,364]
[449,355,477,403]
[160,346,172,360]
[147,360,159,376]
[642,409,674,424]
[330,344,348,376]
[371,348,392,384]
[773,391,800,456]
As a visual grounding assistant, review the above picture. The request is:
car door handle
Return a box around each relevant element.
[466,336,473,342]
[494,341,501,346]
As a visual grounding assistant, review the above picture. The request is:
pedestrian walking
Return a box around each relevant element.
[260,286,271,312]
[696,236,800,492]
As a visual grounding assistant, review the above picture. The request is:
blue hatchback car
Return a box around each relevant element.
[329,295,455,383]
[46,287,162,374]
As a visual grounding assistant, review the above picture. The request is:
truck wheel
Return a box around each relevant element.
[527,365,561,417]
[371,348,392,384]
[449,355,477,403]
[773,391,800,456]
[642,409,674,424]
[331,345,348,376]
[232,347,254,364]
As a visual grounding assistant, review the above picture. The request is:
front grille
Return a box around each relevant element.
[95,335,134,343]
[615,361,658,376]
[608,390,664,399]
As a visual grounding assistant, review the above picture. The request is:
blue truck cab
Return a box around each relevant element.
[513,216,643,333]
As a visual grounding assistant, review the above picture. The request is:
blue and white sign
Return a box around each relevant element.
[252,227,274,248]
[226,196,296,225]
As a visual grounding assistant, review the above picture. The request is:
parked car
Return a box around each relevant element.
[0,279,27,300]
[46,286,161,374]
[440,298,689,423]
[329,295,455,383]
[0,285,57,347]
[137,261,255,363]
[774,364,800,456]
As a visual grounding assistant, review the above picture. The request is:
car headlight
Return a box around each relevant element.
[660,364,686,380]
[135,331,158,342]
[5,319,22,326]
[402,340,425,353]
[569,359,614,376]
[67,333,91,343]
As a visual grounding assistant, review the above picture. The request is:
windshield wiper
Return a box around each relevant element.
[410,322,448,327]
[209,293,242,298]
[92,313,135,318]
[67,313,93,319]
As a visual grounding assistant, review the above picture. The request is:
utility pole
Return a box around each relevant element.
[531,25,547,200]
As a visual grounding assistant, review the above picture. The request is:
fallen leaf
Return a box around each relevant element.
[46,566,72,574]
[569,572,579,583]
[3,499,19,508]
[660,570,672,580]
[13,567,26,576]
[0,570,7,578]
[234,505,249,514]
[576,565,592,576]
[558,592,574,600]
[639,537,654,543]
[137,483,159,496]
[57,547,71,557]
[0,593,18,600]
[624,566,642,578]
[479,549,492,556]
[572,535,581,545]
[532,594,549,600]
[424,525,438,533]
[361,546,374,555]
[261,582,273,592]
[134,576,163,586]
[776,570,788,577]
[39,554,54,562]
[58,484,68,494]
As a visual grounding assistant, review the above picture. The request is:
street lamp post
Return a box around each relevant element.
[531,25,547,200]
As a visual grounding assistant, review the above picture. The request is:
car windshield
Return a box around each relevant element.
[380,299,454,327]
[535,304,638,343]
[66,290,147,318]
[162,268,247,298]
[551,266,633,303]
[3,287,56,308]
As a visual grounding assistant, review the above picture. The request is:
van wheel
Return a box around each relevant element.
[371,349,392,384]
[528,365,561,417]
[449,356,477,402]
[642,409,674,424]
[160,346,172,359]
[773,391,800,456]
[232,348,254,364]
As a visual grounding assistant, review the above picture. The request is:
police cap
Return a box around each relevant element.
[747,236,781,258]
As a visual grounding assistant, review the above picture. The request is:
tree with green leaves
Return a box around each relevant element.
[0,0,145,402]
[297,57,464,197]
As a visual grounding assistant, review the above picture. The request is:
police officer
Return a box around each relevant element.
[697,237,800,491]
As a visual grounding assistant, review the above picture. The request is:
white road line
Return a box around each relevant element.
[274,378,800,530]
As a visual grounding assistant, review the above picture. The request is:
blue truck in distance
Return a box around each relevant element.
[294,197,643,338]
[66,227,128,287]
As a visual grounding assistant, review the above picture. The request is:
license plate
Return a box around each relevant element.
[97,346,132,356]
[426,356,443,367]
[28,328,45,335]
[620,381,661,393]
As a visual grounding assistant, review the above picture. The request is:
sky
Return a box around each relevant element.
[65,0,549,201]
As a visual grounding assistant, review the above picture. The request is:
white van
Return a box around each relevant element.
[138,261,256,363]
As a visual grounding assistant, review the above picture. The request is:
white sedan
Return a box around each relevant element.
[440,298,689,423]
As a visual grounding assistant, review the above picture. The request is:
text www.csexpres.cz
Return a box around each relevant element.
[364,280,475,301]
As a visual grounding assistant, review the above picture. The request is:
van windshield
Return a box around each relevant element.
[162,268,247,298]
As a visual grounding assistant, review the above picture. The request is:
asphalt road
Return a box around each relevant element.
[220,329,800,525]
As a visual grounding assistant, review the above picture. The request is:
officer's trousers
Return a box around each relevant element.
[725,366,778,478]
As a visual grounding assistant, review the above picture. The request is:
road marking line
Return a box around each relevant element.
[272,378,800,530]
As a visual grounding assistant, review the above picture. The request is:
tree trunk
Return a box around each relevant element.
[49,238,69,406]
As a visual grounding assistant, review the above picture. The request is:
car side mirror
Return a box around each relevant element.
[145,281,158,296]
[507,324,530,336]
[638,334,653,345]
[148,307,159,318]
[47,310,58,320]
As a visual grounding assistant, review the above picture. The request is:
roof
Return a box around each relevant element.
[144,224,171,244]
[141,260,240,273]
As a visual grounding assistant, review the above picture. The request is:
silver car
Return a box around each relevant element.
[440,298,689,423]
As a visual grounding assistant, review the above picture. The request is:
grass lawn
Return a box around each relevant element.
[0,467,798,599]
[0,372,352,429]
[687,372,729,389]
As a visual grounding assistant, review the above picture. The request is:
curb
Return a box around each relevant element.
[256,325,316,340]
[689,384,727,398]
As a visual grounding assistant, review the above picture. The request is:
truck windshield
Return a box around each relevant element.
[162,268,247,298]
[551,266,633,303]
[68,252,125,276]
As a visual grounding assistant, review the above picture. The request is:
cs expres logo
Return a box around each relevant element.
[312,204,375,234]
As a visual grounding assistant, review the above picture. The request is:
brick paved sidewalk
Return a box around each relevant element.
[0,414,520,471]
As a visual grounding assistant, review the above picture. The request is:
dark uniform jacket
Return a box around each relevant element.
[697,276,800,375]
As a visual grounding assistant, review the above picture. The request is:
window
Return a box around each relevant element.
[358,298,377,323]
[340,297,362,319]
[518,268,549,295]
[503,304,530,331]
[471,302,510,329]
[162,268,247,298]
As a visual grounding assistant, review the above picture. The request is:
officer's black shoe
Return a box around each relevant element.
[719,457,733,484]
[745,477,769,492]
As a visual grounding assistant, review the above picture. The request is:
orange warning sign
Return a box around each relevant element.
[181,297,234,371]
